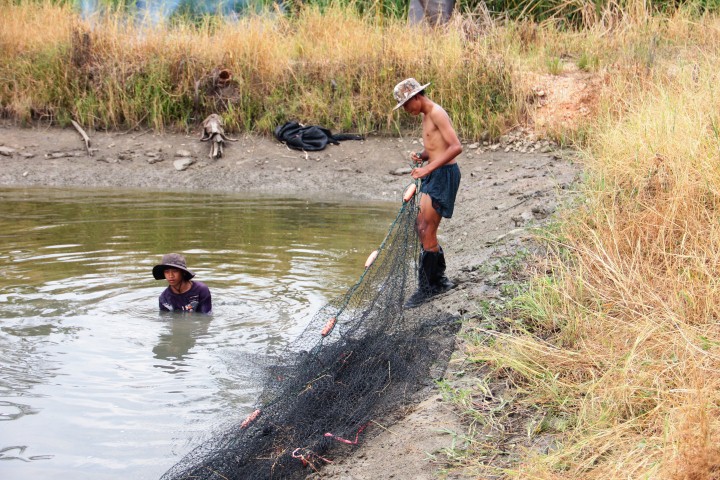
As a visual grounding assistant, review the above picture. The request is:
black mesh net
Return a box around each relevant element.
[161,185,460,480]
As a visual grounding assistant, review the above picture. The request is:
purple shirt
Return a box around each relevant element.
[159,281,212,314]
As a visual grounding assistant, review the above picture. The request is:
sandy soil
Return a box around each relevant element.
[0,120,579,479]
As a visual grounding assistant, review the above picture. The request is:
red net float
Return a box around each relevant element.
[240,409,261,429]
[321,317,336,337]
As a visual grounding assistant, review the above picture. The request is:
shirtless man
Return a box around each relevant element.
[392,78,462,307]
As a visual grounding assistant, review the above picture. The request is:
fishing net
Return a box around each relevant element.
[161,183,460,480]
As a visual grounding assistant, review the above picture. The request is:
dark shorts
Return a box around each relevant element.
[420,163,461,218]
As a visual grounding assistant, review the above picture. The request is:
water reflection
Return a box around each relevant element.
[153,314,212,366]
[0,187,396,480]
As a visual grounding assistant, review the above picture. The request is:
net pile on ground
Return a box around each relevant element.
[161,186,459,480]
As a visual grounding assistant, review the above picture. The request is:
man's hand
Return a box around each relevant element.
[411,165,430,179]
[411,152,423,165]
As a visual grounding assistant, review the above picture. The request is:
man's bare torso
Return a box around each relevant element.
[422,104,457,165]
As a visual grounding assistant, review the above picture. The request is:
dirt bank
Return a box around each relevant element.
[0,121,579,478]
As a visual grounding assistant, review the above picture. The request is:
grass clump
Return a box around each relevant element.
[456,8,720,479]
[0,0,519,139]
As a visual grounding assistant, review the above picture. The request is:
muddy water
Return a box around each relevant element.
[0,187,397,480]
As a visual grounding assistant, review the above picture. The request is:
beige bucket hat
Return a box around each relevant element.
[392,78,431,110]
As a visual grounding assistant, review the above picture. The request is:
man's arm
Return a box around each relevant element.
[196,285,212,314]
[159,290,171,311]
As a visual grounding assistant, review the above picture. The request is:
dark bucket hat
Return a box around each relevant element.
[152,253,195,280]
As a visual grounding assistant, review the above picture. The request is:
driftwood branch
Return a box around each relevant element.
[71,119,92,156]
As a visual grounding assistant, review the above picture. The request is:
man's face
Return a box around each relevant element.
[402,95,421,115]
[164,267,184,287]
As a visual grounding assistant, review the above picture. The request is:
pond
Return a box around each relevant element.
[0,187,398,480]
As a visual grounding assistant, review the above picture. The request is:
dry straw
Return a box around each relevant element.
[462,11,720,479]
[0,0,518,137]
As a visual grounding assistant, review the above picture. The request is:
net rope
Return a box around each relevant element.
[161,181,459,479]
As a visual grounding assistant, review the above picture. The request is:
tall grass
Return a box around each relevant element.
[459,7,720,479]
[0,0,519,137]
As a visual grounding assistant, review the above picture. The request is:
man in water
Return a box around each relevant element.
[392,78,462,307]
[152,253,212,313]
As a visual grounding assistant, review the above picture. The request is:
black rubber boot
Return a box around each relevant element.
[405,250,435,308]
[433,246,455,293]
[405,247,455,309]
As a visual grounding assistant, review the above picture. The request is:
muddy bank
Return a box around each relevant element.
[0,122,579,479]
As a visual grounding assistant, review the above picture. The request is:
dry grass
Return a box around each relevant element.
[458,9,720,480]
[0,0,518,137]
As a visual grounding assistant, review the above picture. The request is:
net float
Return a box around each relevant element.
[403,183,416,202]
[321,317,336,337]
[364,250,378,269]
[241,409,261,429]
